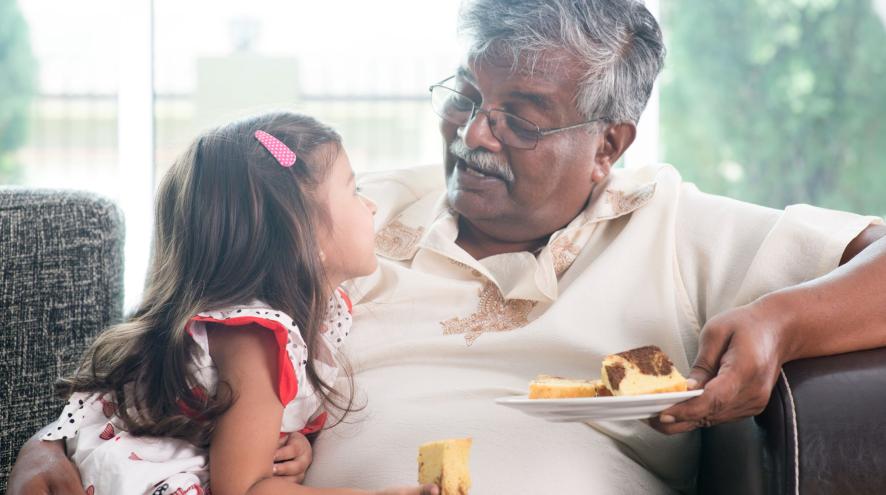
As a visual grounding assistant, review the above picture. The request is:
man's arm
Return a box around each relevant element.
[654,224,886,433]
[7,424,86,495]
[841,223,886,264]
[781,224,886,358]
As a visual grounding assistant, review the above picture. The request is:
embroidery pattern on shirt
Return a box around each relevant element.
[375,219,424,259]
[604,184,656,217]
[440,281,537,346]
[447,258,483,277]
[550,235,581,278]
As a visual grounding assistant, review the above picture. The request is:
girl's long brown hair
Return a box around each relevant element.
[57,112,356,447]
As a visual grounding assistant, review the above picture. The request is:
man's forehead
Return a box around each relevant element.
[464,46,580,77]
[458,52,581,110]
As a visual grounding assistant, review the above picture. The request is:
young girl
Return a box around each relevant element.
[41,112,437,495]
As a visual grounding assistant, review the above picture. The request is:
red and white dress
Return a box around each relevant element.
[42,290,353,495]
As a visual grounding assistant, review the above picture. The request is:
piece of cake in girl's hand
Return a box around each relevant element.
[418,437,472,495]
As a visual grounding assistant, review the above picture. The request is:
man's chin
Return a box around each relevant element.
[447,188,502,223]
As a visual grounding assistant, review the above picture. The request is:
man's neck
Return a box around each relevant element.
[455,217,549,260]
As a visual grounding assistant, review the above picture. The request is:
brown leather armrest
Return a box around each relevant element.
[757,347,886,495]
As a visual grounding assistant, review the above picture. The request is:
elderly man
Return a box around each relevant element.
[10,0,886,493]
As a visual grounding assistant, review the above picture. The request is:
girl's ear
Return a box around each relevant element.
[319,250,326,263]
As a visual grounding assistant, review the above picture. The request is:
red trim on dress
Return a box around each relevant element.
[190,315,299,405]
[337,288,353,314]
[297,411,328,435]
[177,386,209,420]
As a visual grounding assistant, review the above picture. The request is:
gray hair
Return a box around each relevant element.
[458,0,665,124]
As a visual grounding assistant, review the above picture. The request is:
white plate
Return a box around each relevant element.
[494,390,703,422]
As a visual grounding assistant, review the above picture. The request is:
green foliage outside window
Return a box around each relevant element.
[0,0,36,183]
[661,0,886,216]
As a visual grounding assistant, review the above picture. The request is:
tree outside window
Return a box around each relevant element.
[0,0,36,183]
[661,0,886,216]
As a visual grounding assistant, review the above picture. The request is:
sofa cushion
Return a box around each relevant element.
[0,188,124,491]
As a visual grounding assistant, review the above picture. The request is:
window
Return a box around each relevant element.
[6,0,119,193]
[153,1,462,179]
[660,0,886,216]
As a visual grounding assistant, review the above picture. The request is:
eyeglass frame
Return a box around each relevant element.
[428,75,609,150]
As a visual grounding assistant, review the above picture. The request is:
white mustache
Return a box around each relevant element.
[449,138,514,183]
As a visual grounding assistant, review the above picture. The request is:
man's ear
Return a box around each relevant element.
[591,123,636,183]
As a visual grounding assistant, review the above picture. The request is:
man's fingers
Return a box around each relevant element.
[658,372,735,428]
[274,433,310,462]
[273,444,297,463]
[272,432,313,480]
[649,416,701,435]
[271,474,306,484]
[273,454,312,477]
[690,325,734,388]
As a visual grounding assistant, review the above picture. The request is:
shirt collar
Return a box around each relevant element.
[374,167,658,302]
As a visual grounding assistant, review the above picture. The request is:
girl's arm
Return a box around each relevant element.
[207,323,435,495]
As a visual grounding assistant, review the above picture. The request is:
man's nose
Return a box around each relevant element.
[459,109,504,153]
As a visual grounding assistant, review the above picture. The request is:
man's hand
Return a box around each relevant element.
[8,432,86,495]
[271,431,313,483]
[651,297,789,434]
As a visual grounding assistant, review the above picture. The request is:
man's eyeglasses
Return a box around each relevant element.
[428,76,607,150]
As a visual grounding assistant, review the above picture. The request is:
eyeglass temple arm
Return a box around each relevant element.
[538,118,608,136]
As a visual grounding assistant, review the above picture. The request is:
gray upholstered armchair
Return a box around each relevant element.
[2,187,885,494]
[1,188,124,492]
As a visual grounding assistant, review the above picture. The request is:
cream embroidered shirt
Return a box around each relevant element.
[304,164,881,494]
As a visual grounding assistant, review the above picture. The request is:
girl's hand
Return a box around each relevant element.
[373,485,439,495]
[272,432,313,483]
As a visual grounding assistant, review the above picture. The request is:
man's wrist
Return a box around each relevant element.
[757,288,807,365]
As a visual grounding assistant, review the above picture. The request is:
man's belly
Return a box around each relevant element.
[304,363,691,494]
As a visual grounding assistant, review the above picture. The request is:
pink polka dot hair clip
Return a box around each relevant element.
[255,130,297,167]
